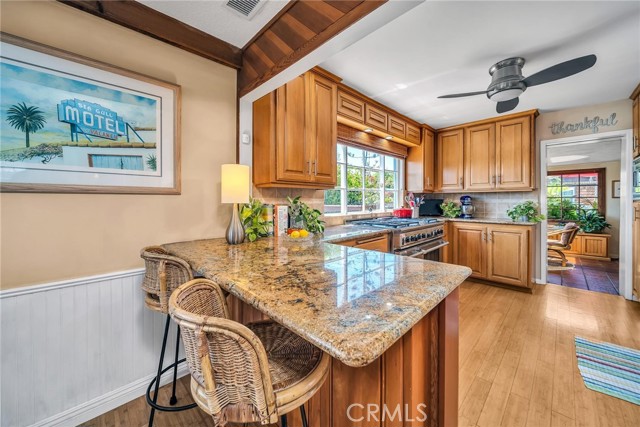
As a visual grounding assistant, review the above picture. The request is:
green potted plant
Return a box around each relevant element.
[287,196,325,234]
[240,197,273,242]
[506,201,545,223]
[577,209,611,233]
[440,200,462,218]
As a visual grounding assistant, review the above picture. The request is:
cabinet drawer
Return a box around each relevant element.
[336,234,389,253]
[337,90,365,123]
[388,115,407,139]
[365,104,388,132]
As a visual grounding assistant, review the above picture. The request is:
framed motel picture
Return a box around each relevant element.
[0,33,181,194]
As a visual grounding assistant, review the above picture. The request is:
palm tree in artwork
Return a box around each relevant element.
[5,102,46,148]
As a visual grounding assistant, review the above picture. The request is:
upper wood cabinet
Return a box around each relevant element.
[336,86,421,147]
[632,92,639,158]
[436,129,464,191]
[434,110,537,192]
[253,70,337,189]
[452,222,533,289]
[406,127,435,192]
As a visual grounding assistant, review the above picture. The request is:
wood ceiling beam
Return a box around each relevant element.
[239,0,387,97]
[57,0,243,69]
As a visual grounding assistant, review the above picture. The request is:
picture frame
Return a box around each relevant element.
[612,180,620,199]
[0,33,181,194]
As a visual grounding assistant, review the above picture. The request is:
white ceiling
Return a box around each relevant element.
[139,0,291,48]
[547,138,621,166]
[320,1,640,129]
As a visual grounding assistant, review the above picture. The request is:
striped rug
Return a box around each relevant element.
[575,336,640,405]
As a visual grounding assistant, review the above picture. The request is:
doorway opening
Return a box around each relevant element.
[540,130,634,299]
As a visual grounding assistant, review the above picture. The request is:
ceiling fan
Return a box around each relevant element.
[438,54,597,114]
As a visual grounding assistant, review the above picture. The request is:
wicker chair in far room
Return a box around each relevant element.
[140,246,197,426]
[547,222,580,270]
[169,278,331,427]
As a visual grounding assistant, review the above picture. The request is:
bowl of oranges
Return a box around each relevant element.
[285,228,312,240]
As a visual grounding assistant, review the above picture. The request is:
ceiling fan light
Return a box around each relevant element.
[490,88,524,102]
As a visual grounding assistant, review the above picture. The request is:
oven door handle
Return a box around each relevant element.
[421,241,450,254]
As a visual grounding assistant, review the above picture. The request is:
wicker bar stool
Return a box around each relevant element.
[169,279,330,427]
[140,246,197,426]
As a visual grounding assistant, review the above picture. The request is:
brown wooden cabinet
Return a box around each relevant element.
[406,123,421,145]
[633,202,640,300]
[632,92,640,158]
[434,110,537,193]
[337,89,365,123]
[334,233,390,252]
[452,222,533,289]
[436,129,465,191]
[364,104,388,132]
[465,123,496,191]
[406,127,435,192]
[388,115,407,139]
[253,70,337,189]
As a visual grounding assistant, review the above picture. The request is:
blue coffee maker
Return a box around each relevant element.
[460,195,475,219]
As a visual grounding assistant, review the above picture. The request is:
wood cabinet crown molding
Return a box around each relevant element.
[435,109,539,133]
[629,82,640,100]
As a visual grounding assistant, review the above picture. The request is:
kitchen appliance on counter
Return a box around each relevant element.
[633,157,640,200]
[460,195,475,219]
[349,217,448,261]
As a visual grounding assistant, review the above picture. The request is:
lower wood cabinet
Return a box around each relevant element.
[451,222,533,289]
[334,233,390,252]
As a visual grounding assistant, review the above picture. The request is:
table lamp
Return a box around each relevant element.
[221,164,250,245]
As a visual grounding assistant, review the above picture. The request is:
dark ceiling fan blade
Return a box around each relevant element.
[522,54,597,87]
[437,91,487,99]
[496,97,519,114]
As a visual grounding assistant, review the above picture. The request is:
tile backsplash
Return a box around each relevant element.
[417,192,538,219]
[252,186,325,212]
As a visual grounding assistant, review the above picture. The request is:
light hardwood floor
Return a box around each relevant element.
[83,282,640,427]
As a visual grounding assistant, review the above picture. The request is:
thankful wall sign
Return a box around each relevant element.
[550,113,618,135]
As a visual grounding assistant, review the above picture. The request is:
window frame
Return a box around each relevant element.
[325,143,404,216]
[546,168,606,221]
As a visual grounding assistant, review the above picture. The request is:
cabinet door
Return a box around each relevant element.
[365,104,388,132]
[337,90,365,123]
[423,128,435,191]
[496,116,532,189]
[487,226,529,287]
[436,129,464,191]
[353,234,389,252]
[388,115,407,140]
[452,223,486,279]
[307,73,337,186]
[276,75,311,183]
[406,124,421,145]
[465,123,496,191]
[582,235,608,258]
[633,96,639,158]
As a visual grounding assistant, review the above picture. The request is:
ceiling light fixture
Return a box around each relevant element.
[385,136,393,140]
[364,128,373,133]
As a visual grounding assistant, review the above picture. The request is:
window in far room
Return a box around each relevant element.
[546,168,605,220]
[324,144,404,215]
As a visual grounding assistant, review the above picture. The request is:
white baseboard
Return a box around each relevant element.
[29,366,190,427]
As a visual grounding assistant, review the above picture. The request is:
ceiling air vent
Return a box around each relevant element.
[225,0,266,20]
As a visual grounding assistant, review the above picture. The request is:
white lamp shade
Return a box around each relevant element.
[221,164,250,204]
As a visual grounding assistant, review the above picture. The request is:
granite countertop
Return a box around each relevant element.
[163,236,471,368]
[440,217,538,226]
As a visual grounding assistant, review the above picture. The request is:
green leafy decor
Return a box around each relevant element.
[577,209,611,233]
[506,201,545,223]
[440,200,462,218]
[146,154,157,171]
[240,198,272,242]
[287,196,325,234]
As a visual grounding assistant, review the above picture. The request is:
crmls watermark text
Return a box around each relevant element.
[550,113,618,135]
[347,403,428,425]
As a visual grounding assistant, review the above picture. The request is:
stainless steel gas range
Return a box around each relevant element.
[349,217,448,261]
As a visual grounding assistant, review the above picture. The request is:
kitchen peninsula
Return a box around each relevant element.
[163,233,471,427]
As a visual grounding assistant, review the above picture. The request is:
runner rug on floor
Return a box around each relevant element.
[575,336,640,405]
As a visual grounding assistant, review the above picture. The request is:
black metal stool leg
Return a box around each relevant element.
[300,405,308,427]
[149,313,171,427]
[169,324,180,405]
[280,414,288,427]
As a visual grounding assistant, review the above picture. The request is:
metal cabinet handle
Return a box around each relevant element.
[498,175,502,184]
[482,231,486,241]
[459,177,463,186]
[307,161,311,175]
[427,176,430,188]
[488,231,493,242]
[314,160,317,176]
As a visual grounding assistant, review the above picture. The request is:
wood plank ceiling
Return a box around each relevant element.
[239,0,387,96]
[56,0,387,96]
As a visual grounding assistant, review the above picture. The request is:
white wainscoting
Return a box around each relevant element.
[0,269,188,427]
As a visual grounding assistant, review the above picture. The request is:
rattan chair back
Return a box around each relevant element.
[169,279,278,426]
[141,246,193,313]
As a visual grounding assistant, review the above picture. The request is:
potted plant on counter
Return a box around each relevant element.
[240,197,273,242]
[576,209,611,233]
[440,200,462,218]
[287,196,325,234]
[506,201,545,223]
